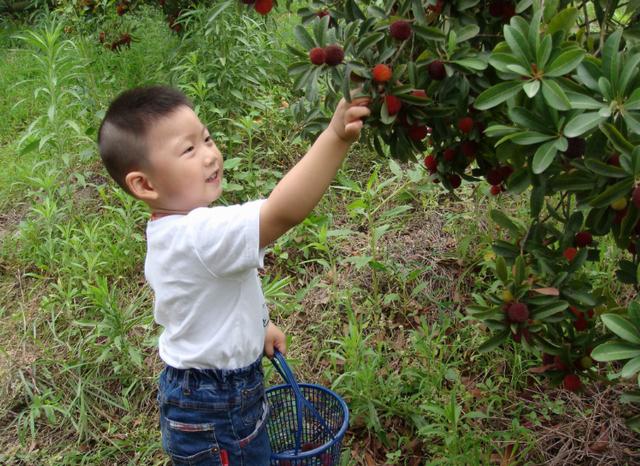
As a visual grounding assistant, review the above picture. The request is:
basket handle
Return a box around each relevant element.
[271,351,337,444]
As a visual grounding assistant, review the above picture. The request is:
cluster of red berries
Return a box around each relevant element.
[100,32,132,51]
[488,0,516,22]
[308,45,344,66]
[569,306,594,332]
[240,0,273,15]
[485,165,513,195]
[116,1,129,16]
[541,349,595,392]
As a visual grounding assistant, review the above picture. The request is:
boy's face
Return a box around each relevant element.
[142,105,223,213]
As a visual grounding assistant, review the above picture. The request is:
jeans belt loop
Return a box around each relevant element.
[182,369,192,396]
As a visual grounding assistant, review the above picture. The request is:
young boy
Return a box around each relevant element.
[97,85,370,465]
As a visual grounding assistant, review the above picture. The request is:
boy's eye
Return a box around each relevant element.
[205,135,212,143]
[183,146,194,154]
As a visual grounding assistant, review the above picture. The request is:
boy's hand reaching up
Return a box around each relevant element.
[328,94,371,144]
[263,321,286,358]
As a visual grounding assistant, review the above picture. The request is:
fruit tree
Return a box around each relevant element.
[285,0,640,398]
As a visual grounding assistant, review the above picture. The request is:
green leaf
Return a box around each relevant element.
[455,24,480,43]
[356,32,385,56]
[601,314,640,344]
[619,54,640,96]
[533,301,569,320]
[588,178,634,208]
[561,288,596,306]
[504,24,533,62]
[547,7,578,36]
[600,123,634,155]
[592,341,640,362]
[489,53,523,73]
[584,159,629,178]
[509,107,552,133]
[622,110,640,135]
[495,255,508,282]
[532,139,558,174]
[412,24,446,41]
[490,210,523,236]
[478,330,510,353]
[474,81,524,110]
[536,34,552,68]
[620,146,640,177]
[510,131,555,145]
[564,112,607,138]
[294,24,316,50]
[545,48,586,78]
[565,91,605,109]
[621,356,640,379]
[603,29,623,87]
[451,58,488,71]
[523,80,540,97]
[626,88,640,111]
[541,79,571,110]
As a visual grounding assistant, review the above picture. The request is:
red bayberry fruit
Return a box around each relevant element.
[554,356,568,371]
[608,154,621,166]
[486,168,504,186]
[512,329,522,342]
[488,0,504,17]
[563,247,577,262]
[411,89,427,99]
[389,20,412,40]
[499,165,514,180]
[99,31,105,43]
[457,116,474,134]
[309,47,326,65]
[443,148,456,162]
[316,9,329,18]
[629,242,637,254]
[385,95,402,115]
[564,137,586,158]
[632,186,640,209]
[323,45,344,66]
[428,60,446,80]
[542,353,555,365]
[563,374,581,391]
[490,185,502,196]
[449,174,462,189]
[424,154,437,173]
[501,2,516,21]
[372,64,392,83]
[408,125,428,141]
[116,3,127,15]
[507,302,529,323]
[461,140,478,158]
[574,316,588,331]
[254,0,273,15]
[574,231,592,247]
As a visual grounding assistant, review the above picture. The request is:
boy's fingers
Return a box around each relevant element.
[264,340,275,358]
[346,106,371,122]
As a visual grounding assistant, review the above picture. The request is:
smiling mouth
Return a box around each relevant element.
[205,170,220,183]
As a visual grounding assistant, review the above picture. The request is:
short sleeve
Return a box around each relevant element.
[186,199,266,277]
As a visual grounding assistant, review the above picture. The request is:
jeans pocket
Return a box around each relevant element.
[162,416,222,466]
[240,381,265,427]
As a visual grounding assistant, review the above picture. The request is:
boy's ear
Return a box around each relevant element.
[125,171,159,201]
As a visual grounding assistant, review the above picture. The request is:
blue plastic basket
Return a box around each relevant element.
[266,351,349,466]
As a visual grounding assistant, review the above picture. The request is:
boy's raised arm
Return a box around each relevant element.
[259,96,370,249]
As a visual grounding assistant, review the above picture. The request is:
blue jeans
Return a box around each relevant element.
[157,357,271,465]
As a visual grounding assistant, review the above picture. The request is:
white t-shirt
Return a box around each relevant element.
[144,200,269,370]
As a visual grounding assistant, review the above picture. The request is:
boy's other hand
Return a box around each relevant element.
[263,321,286,358]
[328,92,371,144]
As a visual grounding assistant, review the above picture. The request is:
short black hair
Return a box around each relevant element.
[97,86,193,195]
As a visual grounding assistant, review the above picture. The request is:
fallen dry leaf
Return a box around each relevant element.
[589,430,609,453]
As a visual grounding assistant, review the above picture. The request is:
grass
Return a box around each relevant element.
[0,4,638,466]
